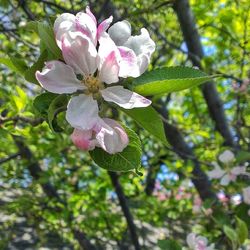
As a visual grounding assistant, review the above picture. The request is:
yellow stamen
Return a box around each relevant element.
[83,76,104,94]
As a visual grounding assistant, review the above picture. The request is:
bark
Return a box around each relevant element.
[173,0,235,147]
[109,172,141,250]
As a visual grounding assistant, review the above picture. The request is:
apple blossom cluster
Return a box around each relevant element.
[186,233,215,250]
[36,7,155,154]
[207,150,249,186]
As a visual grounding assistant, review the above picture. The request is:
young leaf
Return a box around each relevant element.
[37,22,62,59]
[157,239,182,250]
[90,127,142,172]
[236,217,248,245]
[33,92,59,118]
[223,225,238,246]
[47,94,69,132]
[121,106,169,146]
[0,57,28,75]
[25,50,48,85]
[132,66,217,95]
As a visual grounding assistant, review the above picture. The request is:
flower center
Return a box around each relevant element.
[83,76,104,94]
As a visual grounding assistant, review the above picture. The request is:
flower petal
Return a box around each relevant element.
[243,187,250,205]
[54,13,76,49]
[62,32,97,76]
[36,60,84,94]
[97,16,113,40]
[124,28,155,74]
[98,33,120,84]
[231,166,247,175]
[118,46,139,78]
[66,94,100,130]
[85,6,97,25]
[95,118,129,154]
[220,174,231,186]
[218,150,235,164]
[186,233,196,249]
[207,163,225,179]
[101,86,151,109]
[108,20,131,46]
[71,128,97,151]
[76,10,97,45]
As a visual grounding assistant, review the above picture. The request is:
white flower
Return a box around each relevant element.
[218,150,235,164]
[207,163,248,186]
[108,20,156,77]
[243,187,250,205]
[36,7,155,154]
[186,233,215,250]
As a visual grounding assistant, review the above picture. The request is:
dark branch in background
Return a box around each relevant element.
[173,0,235,147]
[109,172,141,250]
[13,136,97,250]
[0,115,44,126]
[0,152,20,165]
[156,103,217,201]
[18,0,35,20]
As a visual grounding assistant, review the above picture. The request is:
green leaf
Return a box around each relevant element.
[0,57,28,75]
[47,94,68,132]
[157,239,181,250]
[223,225,238,245]
[37,22,62,59]
[90,127,142,172]
[33,92,59,118]
[235,150,250,164]
[25,50,48,85]
[121,106,168,146]
[236,217,248,245]
[132,66,216,96]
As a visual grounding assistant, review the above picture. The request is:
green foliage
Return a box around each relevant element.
[121,106,168,146]
[37,22,62,59]
[236,217,248,245]
[25,50,48,84]
[157,239,182,250]
[223,225,238,248]
[33,92,59,118]
[132,66,216,95]
[90,127,142,172]
[47,94,69,132]
[0,57,28,75]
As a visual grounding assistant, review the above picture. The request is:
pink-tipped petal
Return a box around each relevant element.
[97,16,113,40]
[118,46,139,77]
[66,94,100,130]
[71,128,97,151]
[101,86,151,109]
[108,20,131,46]
[98,51,120,84]
[35,60,84,94]
[95,118,129,154]
[62,32,97,76]
[124,28,155,75]
[76,11,97,45]
[85,6,97,25]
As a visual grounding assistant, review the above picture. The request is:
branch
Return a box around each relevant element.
[18,0,35,20]
[108,172,141,250]
[173,0,235,147]
[0,152,20,165]
[0,115,44,126]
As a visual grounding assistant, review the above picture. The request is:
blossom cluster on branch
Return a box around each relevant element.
[36,6,155,154]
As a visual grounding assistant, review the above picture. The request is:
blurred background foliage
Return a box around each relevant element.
[0,0,250,249]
